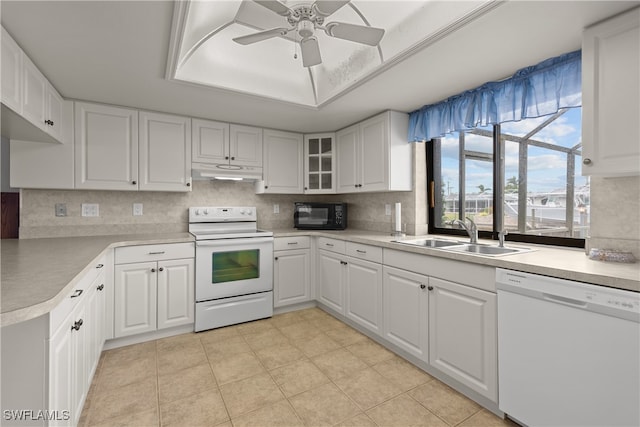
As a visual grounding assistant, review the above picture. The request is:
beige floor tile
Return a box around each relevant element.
[97,355,157,392]
[334,412,379,427]
[288,382,361,426]
[334,368,402,410]
[219,373,285,418]
[158,363,217,404]
[197,325,241,344]
[372,356,433,391]
[269,359,330,397]
[233,318,276,335]
[100,341,156,371]
[157,340,208,375]
[325,325,368,346]
[298,307,332,321]
[202,335,252,362]
[243,328,289,351]
[210,351,265,385]
[254,342,305,370]
[346,339,395,366]
[458,409,520,427]
[366,394,448,427]
[269,311,306,328]
[231,399,302,427]
[292,332,341,358]
[160,388,229,427]
[310,315,348,331]
[156,332,200,353]
[277,320,322,341]
[89,408,158,427]
[409,380,481,426]
[311,348,369,381]
[89,376,158,425]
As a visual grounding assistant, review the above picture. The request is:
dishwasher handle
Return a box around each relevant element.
[542,293,588,309]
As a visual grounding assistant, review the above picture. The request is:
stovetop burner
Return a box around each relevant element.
[188,206,273,240]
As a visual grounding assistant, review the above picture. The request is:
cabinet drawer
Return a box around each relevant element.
[346,242,382,263]
[274,236,310,251]
[49,265,105,336]
[115,242,194,264]
[317,237,346,253]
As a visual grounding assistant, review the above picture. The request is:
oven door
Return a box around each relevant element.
[195,236,273,302]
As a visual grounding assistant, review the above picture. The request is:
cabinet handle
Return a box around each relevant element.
[50,120,54,126]
[186,182,191,187]
[96,263,104,269]
[287,242,298,245]
[264,186,269,189]
[354,184,358,188]
[225,156,229,160]
[151,268,156,273]
[71,319,83,331]
[97,284,104,291]
[428,286,434,291]
[132,181,137,185]
[275,257,279,261]
[420,284,426,289]
[71,289,83,298]
[325,243,334,247]
[340,260,348,265]
[148,251,165,255]
[158,267,164,272]
[356,249,366,254]
[304,187,308,190]
[583,158,592,165]
[231,156,235,160]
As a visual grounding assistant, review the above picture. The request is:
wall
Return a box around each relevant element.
[587,176,640,258]
[19,144,427,238]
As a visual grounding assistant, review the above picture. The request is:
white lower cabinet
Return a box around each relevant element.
[428,277,497,401]
[274,236,312,307]
[114,243,195,338]
[317,249,345,313]
[345,257,383,334]
[48,309,74,426]
[382,266,429,361]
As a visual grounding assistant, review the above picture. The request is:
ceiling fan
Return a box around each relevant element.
[232,0,385,67]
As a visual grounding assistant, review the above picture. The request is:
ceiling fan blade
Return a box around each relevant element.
[254,0,291,16]
[325,22,385,46]
[314,0,350,16]
[301,37,322,67]
[233,27,290,45]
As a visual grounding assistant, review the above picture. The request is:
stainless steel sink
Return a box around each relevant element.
[393,238,531,257]
[394,238,464,248]
[444,243,531,256]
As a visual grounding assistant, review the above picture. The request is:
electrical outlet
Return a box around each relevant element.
[81,203,99,217]
[55,203,67,217]
[133,203,143,216]
[273,204,280,214]
[385,204,392,216]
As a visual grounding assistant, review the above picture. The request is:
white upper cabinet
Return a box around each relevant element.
[1,26,66,144]
[336,110,412,193]
[261,129,304,193]
[139,111,192,192]
[231,124,263,167]
[1,27,22,113]
[304,133,336,194]
[192,120,262,168]
[582,7,640,176]
[75,102,139,190]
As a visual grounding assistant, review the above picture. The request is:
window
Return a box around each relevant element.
[428,107,588,247]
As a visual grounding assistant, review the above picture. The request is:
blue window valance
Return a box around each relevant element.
[408,50,582,142]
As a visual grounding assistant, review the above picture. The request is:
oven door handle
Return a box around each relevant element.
[196,237,274,247]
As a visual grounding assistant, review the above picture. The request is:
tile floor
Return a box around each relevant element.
[80,308,517,427]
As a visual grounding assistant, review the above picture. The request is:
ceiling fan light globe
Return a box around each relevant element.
[298,20,315,38]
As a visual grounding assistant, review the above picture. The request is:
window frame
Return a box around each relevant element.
[426,123,586,249]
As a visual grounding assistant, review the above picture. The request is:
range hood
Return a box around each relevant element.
[192,163,263,181]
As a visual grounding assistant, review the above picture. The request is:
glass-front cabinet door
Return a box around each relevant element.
[304,133,335,194]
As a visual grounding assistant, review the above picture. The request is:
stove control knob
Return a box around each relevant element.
[195,209,200,216]
[240,209,246,215]
[204,209,209,215]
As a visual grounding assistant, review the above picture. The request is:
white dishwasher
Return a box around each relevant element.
[496,268,640,427]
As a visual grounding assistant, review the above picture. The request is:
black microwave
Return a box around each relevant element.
[294,202,347,230]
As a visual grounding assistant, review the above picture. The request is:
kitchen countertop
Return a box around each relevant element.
[1,229,638,327]
[1,233,194,327]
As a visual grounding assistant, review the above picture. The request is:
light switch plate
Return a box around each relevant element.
[55,203,67,217]
[273,204,280,214]
[81,203,99,217]
[385,204,392,216]
[133,203,143,216]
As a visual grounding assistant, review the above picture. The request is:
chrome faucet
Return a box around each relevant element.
[453,217,478,244]
[498,230,508,248]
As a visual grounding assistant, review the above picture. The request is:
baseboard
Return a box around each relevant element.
[103,324,195,350]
